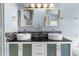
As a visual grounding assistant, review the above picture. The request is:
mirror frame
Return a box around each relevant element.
[18,9,34,27]
[44,8,61,26]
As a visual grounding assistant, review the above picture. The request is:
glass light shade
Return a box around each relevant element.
[37,4,41,8]
[43,4,48,8]
[30,4,35,8]
[49,4,55,8]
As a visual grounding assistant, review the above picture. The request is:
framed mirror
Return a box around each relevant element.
[18,9,34,27]
[45,8,61,26]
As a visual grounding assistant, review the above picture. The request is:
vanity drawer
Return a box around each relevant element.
[32,43,45,56]
[34,44,43,47]
[32,43,44,47]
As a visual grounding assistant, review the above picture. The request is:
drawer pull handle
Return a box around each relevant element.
[36,53,42,55]
[36,45,42,47]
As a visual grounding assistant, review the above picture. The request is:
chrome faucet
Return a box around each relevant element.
[52,29,55,33]
[35,24,43,32]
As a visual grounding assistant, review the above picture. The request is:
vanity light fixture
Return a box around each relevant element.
[37,4,41,8]
[24,3,55,8]
[30,3,35,8]
[49,4,55,8]
[24,4,30,8]
[43,4,48,8]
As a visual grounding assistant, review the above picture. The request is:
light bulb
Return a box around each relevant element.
[43,4,48,8]
[30,4,35,8]
[49,4,55,8]
[37,4,41,8]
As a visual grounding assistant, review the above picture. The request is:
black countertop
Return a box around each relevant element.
[5,31,72,42]
[18,31,62,33]
[7,37,72,42]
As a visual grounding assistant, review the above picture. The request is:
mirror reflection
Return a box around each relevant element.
[45,9,61,26]
[18,9,34,27]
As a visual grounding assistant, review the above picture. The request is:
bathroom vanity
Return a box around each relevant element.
[5,32,72,56]
[6,39,72,56]
[4,3,72,56]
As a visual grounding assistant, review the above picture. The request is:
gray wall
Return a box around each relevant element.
[55,3,79,38]
[4,3,18,33]
[4,3,79,40]
[18,3,79,40]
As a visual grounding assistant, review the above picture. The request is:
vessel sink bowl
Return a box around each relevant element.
[48,33,63,40]
[17,33,31,40]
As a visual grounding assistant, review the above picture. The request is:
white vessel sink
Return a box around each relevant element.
[48,33,63,40]
[17,33,31,40]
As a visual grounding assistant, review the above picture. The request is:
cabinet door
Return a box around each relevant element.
[23,44,32,56]
[9,44,18,56]
[61,44,70,56]
[47,44,57,56]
